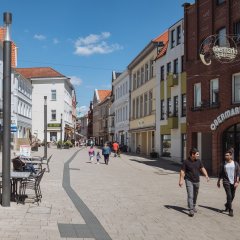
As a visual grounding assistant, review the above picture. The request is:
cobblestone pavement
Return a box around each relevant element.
[0,146,239,240]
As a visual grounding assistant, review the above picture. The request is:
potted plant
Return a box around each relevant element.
[63,140,72,149]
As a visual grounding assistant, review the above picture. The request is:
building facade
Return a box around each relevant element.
[184,0,240,174]
[112,70,130,146]
[155,19,186,162]
[16,67,76,143]
[128,32,168,155]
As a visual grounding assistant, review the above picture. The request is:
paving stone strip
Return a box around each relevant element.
[58,149,112,240]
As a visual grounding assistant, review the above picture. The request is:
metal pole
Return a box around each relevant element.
[60,113,63,149]
[2,12,12,207]
[44,96,47,159]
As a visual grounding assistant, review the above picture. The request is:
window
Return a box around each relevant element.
[132,99,136,119]
[149,91,153,114]
[173,58,178,74]
[141,67,144,85]
[51,90,57,101]
[233,74,240,103]
[181,56,184,72]
[133,74,136,90]
[177,25,181,45]
[144,93,148,116]
[217,27,226,46]
[216,0,225,5]
[234,21,240,44]
[51,110,56,120]
[150,60,154,78]
[210,79,219,105]
[140,96,143,118]
[136,97,139,118]
[173,96,178,116]
[194,83,202,107]
[181,94,186,117]
[167,62,171,75]
[137,71,140,88]
[171,29,175,48]
[167,98,171,117]
[160,66,164,81]
[160,100,165,120]
[145,63,149,82]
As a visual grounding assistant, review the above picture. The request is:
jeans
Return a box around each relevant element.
[223,183,235,210]
[185,179,200,210]
[103,154,109,164]
[24,163,37,174]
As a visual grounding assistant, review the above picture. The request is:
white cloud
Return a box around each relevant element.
[70,76,83,86]
[53,38,59,44]
[74,32,122,56]
[77,106,89,117]
[34,34,46,40]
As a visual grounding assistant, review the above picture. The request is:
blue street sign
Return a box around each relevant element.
[11,124,17,132]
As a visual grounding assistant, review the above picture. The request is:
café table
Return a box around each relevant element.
[0,171,31,203]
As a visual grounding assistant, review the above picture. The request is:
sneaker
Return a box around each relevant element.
[223,203,229,212]
[229,209,233,217]
[189,210,194,217]
[193,207,197,213]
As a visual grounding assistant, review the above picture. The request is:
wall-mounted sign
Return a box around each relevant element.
[210,106,240,130]
[200,34,238,65]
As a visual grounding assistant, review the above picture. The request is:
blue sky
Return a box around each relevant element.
[1,0,192,116]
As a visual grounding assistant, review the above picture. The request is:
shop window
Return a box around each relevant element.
[233,74,240,103]
[210,79,219,105]
[162,134,171,157]
[194,83,201,107]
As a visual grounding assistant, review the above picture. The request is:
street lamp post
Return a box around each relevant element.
[60,113,63,149]
[44,96,47,159]
[2,12,12,207]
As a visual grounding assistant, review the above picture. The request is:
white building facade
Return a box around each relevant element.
[112,70,130,146]
[16,67,75,143]
[155,19,187,162]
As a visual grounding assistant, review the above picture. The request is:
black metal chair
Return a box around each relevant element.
[19,168,46,204]
[41,155,52,172]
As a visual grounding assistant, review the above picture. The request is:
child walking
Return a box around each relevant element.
[88,146,95,163]
[96,151,101,164]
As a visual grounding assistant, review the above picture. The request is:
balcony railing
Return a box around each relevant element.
[167,73,178,87]
[167,116,178,129]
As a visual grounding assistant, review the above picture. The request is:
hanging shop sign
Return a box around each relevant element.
[200,34,238,66]
[210,106,240,130]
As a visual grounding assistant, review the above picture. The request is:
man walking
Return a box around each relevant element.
[179,148,209,217]
[217,150,240,217]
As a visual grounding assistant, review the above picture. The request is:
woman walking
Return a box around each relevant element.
[102,143,111,165]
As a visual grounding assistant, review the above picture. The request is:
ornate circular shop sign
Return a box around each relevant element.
[200,34,238,65]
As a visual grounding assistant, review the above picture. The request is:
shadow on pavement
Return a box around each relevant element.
[128,158,181,173]
[164,205,189,215]
[198,205,223,214]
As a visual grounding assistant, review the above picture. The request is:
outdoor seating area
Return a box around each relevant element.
[0,153,51,205]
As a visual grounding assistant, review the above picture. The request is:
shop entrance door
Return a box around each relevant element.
[222,123,240,162]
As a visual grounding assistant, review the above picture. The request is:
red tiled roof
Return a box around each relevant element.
[153,31,169,60]
[15,67,66,79]
[97,90,111,102]
[0,27,17,68]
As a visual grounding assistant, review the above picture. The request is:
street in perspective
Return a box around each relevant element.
[0,146,240,240]
[1,0,240,239]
